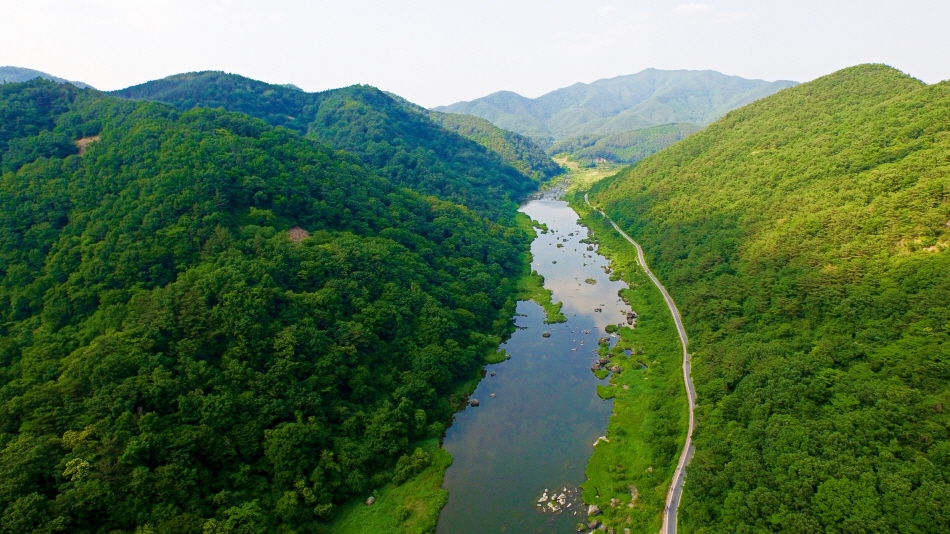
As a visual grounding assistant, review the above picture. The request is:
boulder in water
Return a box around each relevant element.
[588,504,601,516]
[469,398,479,407]
[542,332,551,338]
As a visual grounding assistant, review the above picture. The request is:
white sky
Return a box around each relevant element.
[2,0,948,108]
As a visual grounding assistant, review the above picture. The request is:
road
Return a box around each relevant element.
[585,194,696,534]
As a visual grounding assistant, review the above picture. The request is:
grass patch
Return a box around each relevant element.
[568,191,688,534]
[514,212,567,323]
[552,156,625,192]
[597,385,617,400]
[325,440,452,534]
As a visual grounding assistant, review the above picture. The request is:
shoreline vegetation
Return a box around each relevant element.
[324,211,567,533]
[514,212,567,324]
[588,65,950,531]
[567,188,688,534]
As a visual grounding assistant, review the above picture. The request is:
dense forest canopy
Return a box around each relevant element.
[590,64,950,532]
[111,72,554,220]
[0,79,532,533]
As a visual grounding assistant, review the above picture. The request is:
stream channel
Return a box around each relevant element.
[436,188,632,533]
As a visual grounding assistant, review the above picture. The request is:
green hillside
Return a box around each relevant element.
[0,79,530,533]
[426,112,562,180]
[434,69,796,140]
[111,72,548,219]
[548,123,701,165]
[0,66,93,89]
[589,64,950,532]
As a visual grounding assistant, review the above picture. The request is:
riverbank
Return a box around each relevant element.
[568,191,689,533]
[435,194,625,533]
[322,210,567,533]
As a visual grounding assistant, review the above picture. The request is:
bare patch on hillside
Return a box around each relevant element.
[288,226,309,243]
[75,135,100,156]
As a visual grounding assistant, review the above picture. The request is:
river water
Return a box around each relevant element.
[435,192,633,533]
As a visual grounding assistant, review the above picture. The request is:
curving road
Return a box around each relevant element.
[585,194,696,534]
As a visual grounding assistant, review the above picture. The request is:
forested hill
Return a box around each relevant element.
[547,122,701,165]
[384,93,562,180]
[0,78,529,533]
[434,69,797,140]
[590,64,950,532]
[111,72,553,219]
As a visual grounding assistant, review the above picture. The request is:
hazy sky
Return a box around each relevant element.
[3,0,948,107]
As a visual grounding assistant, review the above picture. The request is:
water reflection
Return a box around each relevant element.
[436,197,634,533]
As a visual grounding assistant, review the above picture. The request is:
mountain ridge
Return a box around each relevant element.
[435,68,797,141]
[110,71,551,219]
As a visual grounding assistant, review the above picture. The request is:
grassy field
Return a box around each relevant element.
[552,156,625,192]
[569,192,688,534]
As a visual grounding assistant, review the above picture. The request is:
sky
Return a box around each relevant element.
[2,0,948,108]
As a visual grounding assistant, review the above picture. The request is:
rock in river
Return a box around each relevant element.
[542,332,551,338]
[469,398,480,407]
[588,504,601,516]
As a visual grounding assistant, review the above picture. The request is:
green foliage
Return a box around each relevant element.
[548,123,701,166]
[112,72,540,220]
[0,79,81,164]
[590,64,950,532]
[392,448,431,486]
[0,80,531,532]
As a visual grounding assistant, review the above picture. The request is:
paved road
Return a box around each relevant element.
[585,195,696,534]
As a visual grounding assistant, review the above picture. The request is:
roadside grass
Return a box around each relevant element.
[570,192,688,534]
[325,440,452,534]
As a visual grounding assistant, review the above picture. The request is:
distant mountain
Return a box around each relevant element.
[548,122,701,165]
[435,69,797,141]
[0,66,93,89]
[112,72,554,218]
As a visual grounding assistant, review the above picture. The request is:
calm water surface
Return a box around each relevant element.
[436,194,632,533]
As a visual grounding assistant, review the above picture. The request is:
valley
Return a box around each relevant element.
[0,58,948,534]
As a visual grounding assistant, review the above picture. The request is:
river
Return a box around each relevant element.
[435,189,633,533]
